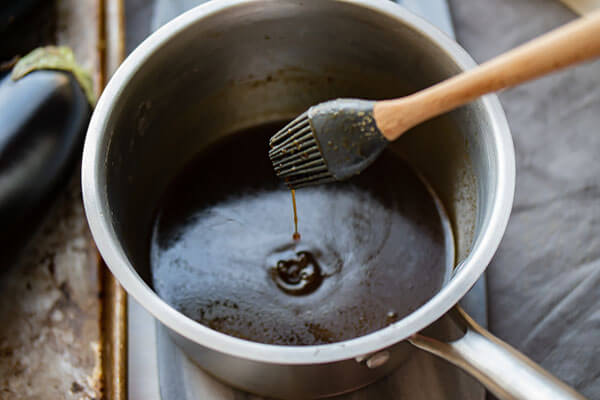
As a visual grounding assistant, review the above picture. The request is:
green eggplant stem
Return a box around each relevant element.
[11,46,96,107]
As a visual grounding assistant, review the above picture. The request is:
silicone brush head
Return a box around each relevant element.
[269,99,389,189]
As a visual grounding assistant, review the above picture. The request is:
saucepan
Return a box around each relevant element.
[81,0,587,399]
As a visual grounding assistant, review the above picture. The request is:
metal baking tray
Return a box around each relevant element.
[0,1,127,398]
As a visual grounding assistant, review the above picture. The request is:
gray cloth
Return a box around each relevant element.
[449,0,600,397]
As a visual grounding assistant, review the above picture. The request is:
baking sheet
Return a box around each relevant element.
[0,2,104,398]
[0,1,128,399]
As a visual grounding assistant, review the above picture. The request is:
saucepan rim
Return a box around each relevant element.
[82,0,515,365]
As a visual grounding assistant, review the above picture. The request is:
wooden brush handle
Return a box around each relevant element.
[373,10,600,141]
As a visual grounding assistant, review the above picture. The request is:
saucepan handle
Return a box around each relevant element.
[409,307,587,400]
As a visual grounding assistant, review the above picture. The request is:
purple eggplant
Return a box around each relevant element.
[0,47,92,267]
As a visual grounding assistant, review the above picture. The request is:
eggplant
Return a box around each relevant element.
[0,47,92,268]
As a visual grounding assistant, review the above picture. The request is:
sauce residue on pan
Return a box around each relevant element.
[149,121,451,345]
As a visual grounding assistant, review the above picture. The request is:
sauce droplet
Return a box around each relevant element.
[291,189,301,241]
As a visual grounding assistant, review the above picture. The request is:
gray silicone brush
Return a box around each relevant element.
[269,11,600,188]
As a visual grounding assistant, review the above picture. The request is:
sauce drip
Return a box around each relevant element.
[291,189,300,241]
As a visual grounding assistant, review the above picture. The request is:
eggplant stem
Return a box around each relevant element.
[11,46,96,107]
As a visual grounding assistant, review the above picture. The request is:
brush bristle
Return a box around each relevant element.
[269,113,335,188]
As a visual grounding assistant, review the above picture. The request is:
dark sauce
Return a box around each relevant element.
[150,121,451,345]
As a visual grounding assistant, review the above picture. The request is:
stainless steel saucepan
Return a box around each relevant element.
[81,1,586,398]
